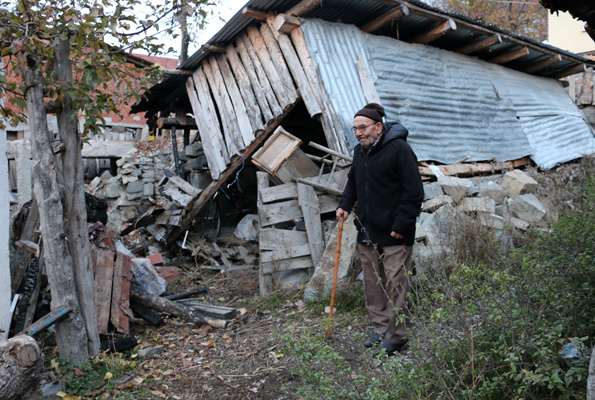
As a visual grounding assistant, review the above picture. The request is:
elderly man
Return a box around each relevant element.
[336,103,423,356]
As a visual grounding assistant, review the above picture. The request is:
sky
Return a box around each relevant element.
[164,0,249,60]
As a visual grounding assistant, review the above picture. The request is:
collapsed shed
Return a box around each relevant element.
[131,0,595,291]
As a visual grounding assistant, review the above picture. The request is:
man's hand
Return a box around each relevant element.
[336,208,349,221]
[391,231,405,239]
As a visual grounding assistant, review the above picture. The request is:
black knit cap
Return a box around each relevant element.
[354,103,385,123]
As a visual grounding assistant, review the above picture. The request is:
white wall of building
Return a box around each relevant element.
[0,58,12,340]
[548,11,595,54]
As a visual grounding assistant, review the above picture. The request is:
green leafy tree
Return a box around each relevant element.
[0,0,213,366]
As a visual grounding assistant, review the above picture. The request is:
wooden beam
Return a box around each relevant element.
[523,55,563,74]
[454,34,502,55]
[166,101,300,248]
[274,13,301,34]
[162,69,193,75]
[487,46,529,65]
[287,0,323,17]
[550,63,588,80]
[409,19,456,44]
[362,4,409,33]
[204,44,227,53]
[242,7,268,21]
[403,1,583,67]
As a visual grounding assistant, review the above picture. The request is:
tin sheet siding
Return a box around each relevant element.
[301,19,595,168]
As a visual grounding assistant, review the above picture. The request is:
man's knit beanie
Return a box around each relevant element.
[354,103,385,122]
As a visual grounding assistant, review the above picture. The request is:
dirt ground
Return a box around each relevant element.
[113,269,378,400]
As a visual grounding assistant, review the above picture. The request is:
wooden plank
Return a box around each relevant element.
[357,54,381,105]
[261,243,312,263]
[10,200,39,293]
[257,171,273,296]
[259,228,309,250]
[362,4,409,33]
[297,183,324,266]
[215,53,256,147]
[454,34,502,55]
[266,15,322,118]
[260,182,298,203]
[409,19,457,44]
[262,256,314,275]
[259,199,302,227]
[246,25,295,109]
[290,27,350,156]
[176,299,237,320]
[166,101,300,248]
[237,33,282,119]
[23,305,72,336]
[93,248,114,334]
[296,177,343,195]
[252,126,302,174]
[110,252,132,334]
[242,7,267,21]
[287,0,323,16]
[225,44,265,131]
[187,71,230,179]
[274,13,301,34]
[203,58,243,154]
[523,54,562,74]
[487,46,529,65]
[259,23,298,102]
[163,185,194,208]
[169,175,201,197]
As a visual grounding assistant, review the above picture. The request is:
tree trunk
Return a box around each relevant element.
[18,54,89,366]
[0,335,43,400]
[53,37,100,356]
[588,346,595,400]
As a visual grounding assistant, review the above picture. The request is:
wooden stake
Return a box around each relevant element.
[326,217,344,338]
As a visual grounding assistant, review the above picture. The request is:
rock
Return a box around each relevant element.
[415,223,427,242]
[41,378,64,397]
[90,176,102,190]
[304,214,358,301]
[467,182,480,197]
[185,142,204,157]
[123,175,139,184]
[127,192,143,201]
[279,270,310,292]
[142,169,155,179]
[137,345,165,358]
[458,197,496,214]
[510,216,530,231]
[480,214,505,230]
[412,243,452,276]
[501,169,538,198]
[105,183,123,199]
[127,180,143,194]
[509,193,546,223]
[495,202,509,217]
[479,181,507,205]
[422,195,452,212]
[423,182,443,200]
[421,203,463,246]
[100,170,113,182]
[143,182,154,197]
[155,266,182,283]
[182,156,208,172]
[437,176,473,203]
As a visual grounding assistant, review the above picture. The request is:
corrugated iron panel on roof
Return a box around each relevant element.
[301,19,595,168]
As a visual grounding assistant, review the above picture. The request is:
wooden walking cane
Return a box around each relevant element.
[326,217,344,338]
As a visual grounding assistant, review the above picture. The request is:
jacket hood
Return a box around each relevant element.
[383,121,408,142]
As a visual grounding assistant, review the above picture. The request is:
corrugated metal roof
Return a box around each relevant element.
[301,19,595,169]
[133,0,593,114]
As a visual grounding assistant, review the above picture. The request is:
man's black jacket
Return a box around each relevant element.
[338,122,424,246]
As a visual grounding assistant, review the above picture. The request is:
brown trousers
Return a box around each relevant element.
[358,243,413,344]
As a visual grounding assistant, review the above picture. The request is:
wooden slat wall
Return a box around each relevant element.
[185,21,351,181]
[563,67,595,106]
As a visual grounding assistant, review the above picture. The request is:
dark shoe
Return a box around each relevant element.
[372,339,407,357]
[364,333,384,348]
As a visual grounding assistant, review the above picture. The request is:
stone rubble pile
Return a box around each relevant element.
[413,169,546,274]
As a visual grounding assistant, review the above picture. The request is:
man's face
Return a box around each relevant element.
[353,116,382,148]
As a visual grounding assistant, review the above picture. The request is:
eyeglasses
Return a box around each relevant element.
[351,123,377,133]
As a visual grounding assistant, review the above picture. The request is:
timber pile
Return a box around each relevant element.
[253,127,350,295]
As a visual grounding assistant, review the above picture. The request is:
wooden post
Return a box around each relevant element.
[54,37,100,356]
[522,55,562,74]
[0,66,9,338]
[297,183,324,266]
[361,4,409,33]
[454,34,502,55]
[18,54,89,366]
[357,54,381,104]
[487,46,529,65]
[287,0,323,16]
[257,171,273,296]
